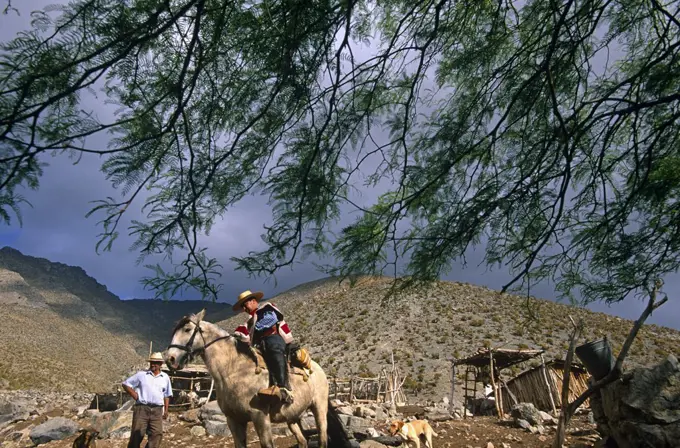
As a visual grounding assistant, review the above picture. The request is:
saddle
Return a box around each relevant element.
[249,344,314,381]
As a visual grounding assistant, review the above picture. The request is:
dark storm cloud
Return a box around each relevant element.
[0,1,677,329]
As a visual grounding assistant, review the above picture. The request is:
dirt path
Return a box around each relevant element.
[27,414,600,448]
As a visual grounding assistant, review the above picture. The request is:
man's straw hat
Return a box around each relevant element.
[233,290,264,311]
[148,352,164,363]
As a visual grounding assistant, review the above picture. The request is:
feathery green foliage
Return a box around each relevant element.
[1,0,679,303]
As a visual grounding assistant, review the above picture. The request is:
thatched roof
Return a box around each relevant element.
[453,347,544,370]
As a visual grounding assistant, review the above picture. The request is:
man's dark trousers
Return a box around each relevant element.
[128,404,163,448]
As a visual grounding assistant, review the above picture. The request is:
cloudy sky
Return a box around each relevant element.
[1,0,678,330]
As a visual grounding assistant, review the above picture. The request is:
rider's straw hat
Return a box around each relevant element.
[233,290,264,311]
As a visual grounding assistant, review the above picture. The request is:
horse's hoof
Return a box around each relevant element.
[255,368,262,374]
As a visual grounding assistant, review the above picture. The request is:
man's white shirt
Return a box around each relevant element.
[123,370,173,406]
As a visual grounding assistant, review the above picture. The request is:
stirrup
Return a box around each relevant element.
[280,388,294,404]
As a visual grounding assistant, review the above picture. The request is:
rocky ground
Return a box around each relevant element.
[0,390,603,448]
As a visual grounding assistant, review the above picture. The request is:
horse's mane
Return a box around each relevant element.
[171,316,193,336]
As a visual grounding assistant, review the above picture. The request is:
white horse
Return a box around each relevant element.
[165,309,329,448]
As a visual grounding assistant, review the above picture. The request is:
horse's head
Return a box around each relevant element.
[166,309,207,370]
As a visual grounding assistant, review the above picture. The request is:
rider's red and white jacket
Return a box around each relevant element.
[234,302,294,345]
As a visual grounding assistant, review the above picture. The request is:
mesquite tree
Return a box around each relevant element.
[1,0,679,301]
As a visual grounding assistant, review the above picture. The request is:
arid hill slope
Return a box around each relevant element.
[217,276,680,401]
[0,247,235,392]
[1,246,677,399]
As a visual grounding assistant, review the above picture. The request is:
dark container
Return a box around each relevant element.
[575,337,615,380]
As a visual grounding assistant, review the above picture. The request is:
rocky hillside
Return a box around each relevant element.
[0,247,235,392]
[1,247,678,402]
[216,276,680,402]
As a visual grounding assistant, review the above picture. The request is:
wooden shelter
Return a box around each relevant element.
[500,358,590,414]
[451,347,544,419]
[162,363,215,410]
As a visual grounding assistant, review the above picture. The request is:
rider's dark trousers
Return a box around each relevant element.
[260,333,290,390]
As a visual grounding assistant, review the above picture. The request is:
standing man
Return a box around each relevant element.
[122,352,173,448]
[233,289,295,403]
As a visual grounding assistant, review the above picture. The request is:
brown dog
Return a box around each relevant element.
[72,429,99,448]
[389,419,437,448]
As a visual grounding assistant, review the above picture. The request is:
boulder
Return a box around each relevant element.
[81,409,132,438]
[300,415,318,431]
[199,401,224,421]
[354,406,376,419]
[337,415,372,432]
[204,419,231,436]
[590,354,680,448]
[29,417,80,445]
[337,406,355,416]
[511,403,543,426]
[107,411,134,439]
[424,407,453,422]
[360,440,389,448]
[0,397,30,428]
[179,408,201,423]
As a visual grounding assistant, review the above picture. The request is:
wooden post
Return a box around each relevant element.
[497,373,505,417]
[450,361,456,413]
[489,350,502,419]
[540,354,558,415]
[349,378,355,404]
[207,379,214,402]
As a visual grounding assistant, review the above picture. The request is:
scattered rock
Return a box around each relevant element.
[516,419,531,431]
[190,425,206,437]
[511,403,543,426]
[360,440,389,448]
[300,415,317,431]
[199,401,225,421]
[179,408,201,423]
[204,420,231,437]
[539,411,557,425]
[29,416,79,445]
[424,409,453,422]
[355,405,377,419]
[337,406,355,416]
[338,414,372,431]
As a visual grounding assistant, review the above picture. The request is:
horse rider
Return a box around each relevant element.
[233,290,295,403]
[121,352,173,448]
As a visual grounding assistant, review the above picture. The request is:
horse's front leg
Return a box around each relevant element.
[251,412,275,448]
[226,417,248,448]
[288,420,308,448]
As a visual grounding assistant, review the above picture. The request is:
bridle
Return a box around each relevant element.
[167,319,231,365]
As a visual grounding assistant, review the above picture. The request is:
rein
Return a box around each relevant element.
[167,319,232,362]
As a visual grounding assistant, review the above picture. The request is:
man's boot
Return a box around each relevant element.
[258,385,281,398]
[275,355,294,404]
